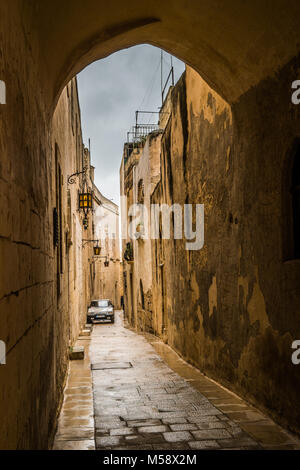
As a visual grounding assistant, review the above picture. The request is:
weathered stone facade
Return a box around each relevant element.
[0,73,108,448]
[120,128,162,332]
[120,64,300,435]
[93,185,120,308]
[151,67,300,434]
[52,79,94,349]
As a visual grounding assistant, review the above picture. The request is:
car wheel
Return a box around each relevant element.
[87,317,92,324]
[111,316,115,324]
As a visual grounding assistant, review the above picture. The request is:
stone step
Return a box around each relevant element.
[80,329,91,336]
[69,346,84,360]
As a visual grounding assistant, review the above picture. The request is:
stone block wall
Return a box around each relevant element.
[0,8,92,445]
[151,65,300,434]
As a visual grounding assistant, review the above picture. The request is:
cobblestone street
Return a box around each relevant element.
[54,312,300,450]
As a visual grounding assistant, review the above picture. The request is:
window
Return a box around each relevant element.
[140,279,145,310]
[137,179,144,204]
[55,144,64,299]
[90,300,109,308]
[123,271,127,296]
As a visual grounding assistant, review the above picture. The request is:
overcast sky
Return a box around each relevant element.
[77,45,185,207]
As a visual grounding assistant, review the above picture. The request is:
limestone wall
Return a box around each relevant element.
[120,146,137,327]
[0,37,93,447]
[0,2,61,448]
[133,133,161,332]
[151,65,300,434]
[93,187,120,308]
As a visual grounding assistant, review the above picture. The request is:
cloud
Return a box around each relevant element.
[77,45,185,207]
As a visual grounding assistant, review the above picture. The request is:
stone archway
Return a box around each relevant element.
[1,0,300,449]
[23,0,300,111]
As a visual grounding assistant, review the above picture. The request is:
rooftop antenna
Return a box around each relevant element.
[161,52,175,104]
[161,49,163,106]
[170,54,174,86]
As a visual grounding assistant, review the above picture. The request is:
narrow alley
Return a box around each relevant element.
[2,2,300,454]
[53,312,300,451]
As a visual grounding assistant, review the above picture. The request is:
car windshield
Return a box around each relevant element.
[90,300,109,307]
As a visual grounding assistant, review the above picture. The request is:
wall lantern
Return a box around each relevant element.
[79,192,93,210]
[78,189,93,230]
[67,166,93,230]
[104,260,109,267]
[93,245,101,256]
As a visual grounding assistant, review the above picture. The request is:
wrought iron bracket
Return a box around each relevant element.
[82,238,99,247]
[67,167,87,184]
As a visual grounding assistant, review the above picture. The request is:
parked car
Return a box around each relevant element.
[87,299,115,324]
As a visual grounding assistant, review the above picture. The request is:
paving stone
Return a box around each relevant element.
[96,436,122,448]
[158,411,186,419]
[138,425,168,433]
[218,438,260,449]
[188,409,222,416]
[95,418,125,429]
[188,440,221,450]
[125,434,165,445]
[120,413,153,421]
[163,431,192,442]
[155,404,178,412]
[162,417,188,424]
[196,421,227,430]
[127,419,162,427]
[187,415,219,424]
[110,427,135,436]
[96,430,112,438]
[95,406,127,416]
[170,423,198,432]
[192,429,232,440]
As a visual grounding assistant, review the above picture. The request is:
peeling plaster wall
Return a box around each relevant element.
[120,147,137,328]
[151,66,300,434]
[133,133,161,333]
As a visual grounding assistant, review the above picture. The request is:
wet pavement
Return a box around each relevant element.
[53,311,300,450]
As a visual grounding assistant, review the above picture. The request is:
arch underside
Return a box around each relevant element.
[28,0,300,109]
